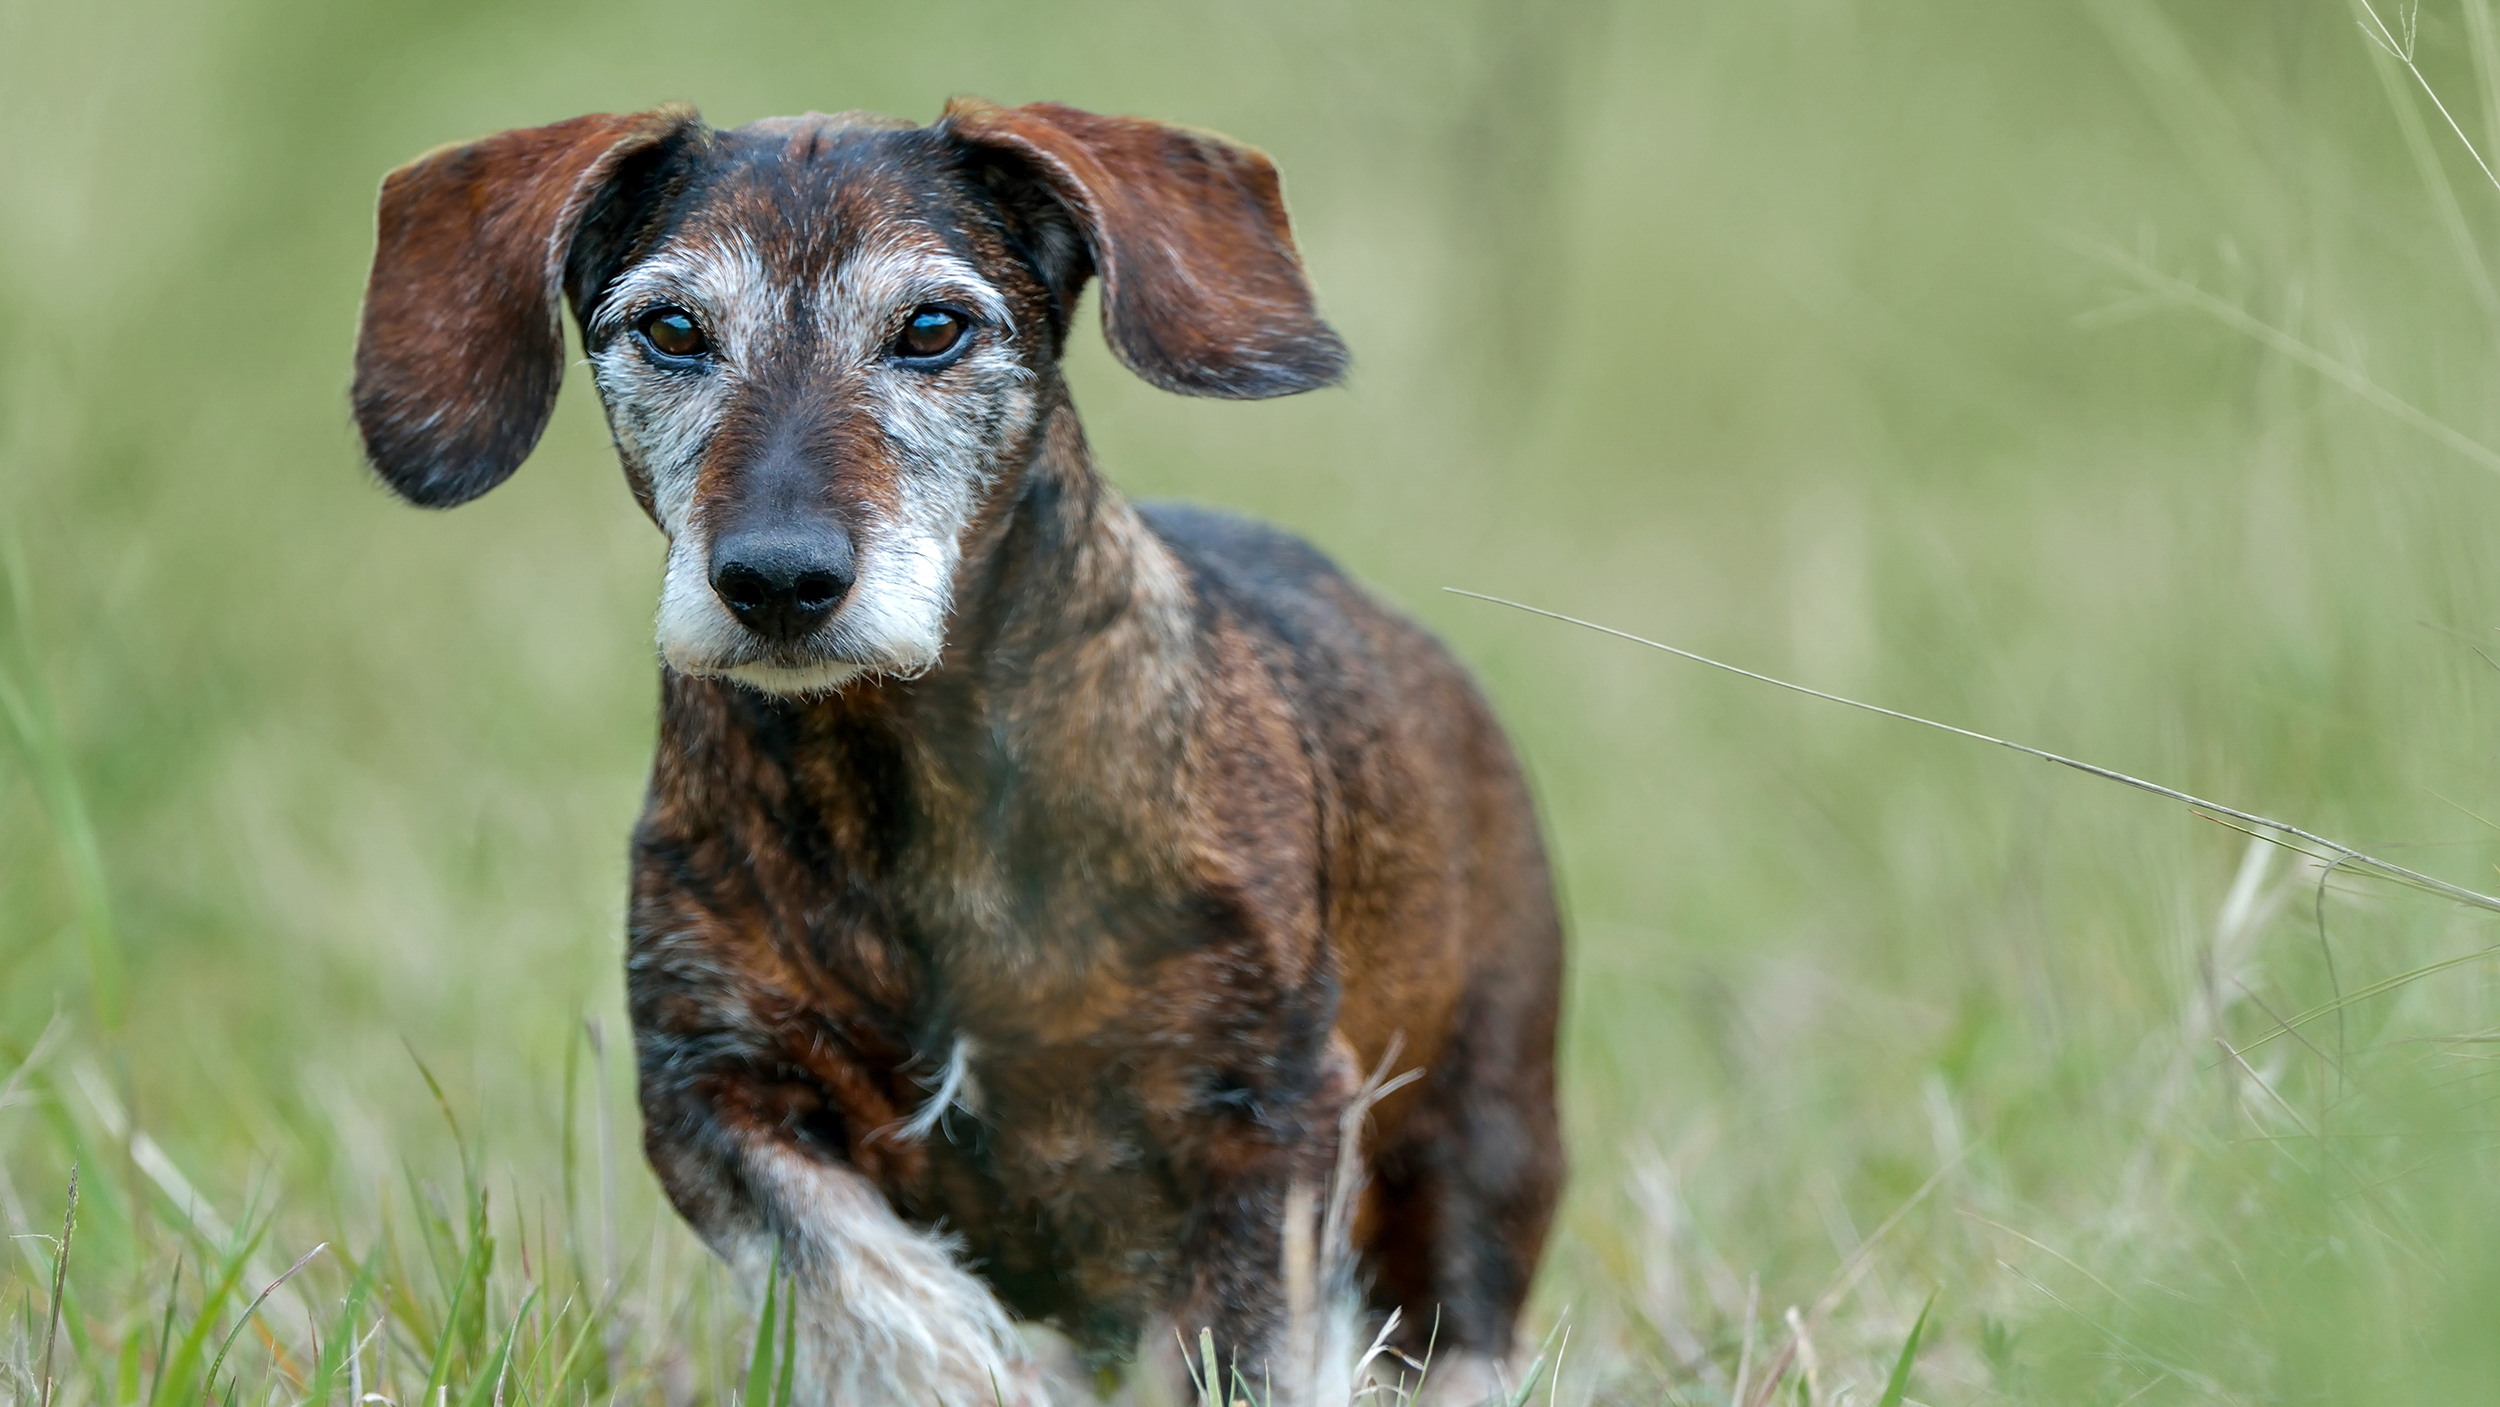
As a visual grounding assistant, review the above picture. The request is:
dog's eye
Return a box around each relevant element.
[637,307,709,361]
[893,307,968,363]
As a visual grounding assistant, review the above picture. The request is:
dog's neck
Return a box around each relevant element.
[934,393,1194,699]
[912,388,1196,730]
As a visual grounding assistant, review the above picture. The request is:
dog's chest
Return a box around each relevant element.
[652,684,1295,1347]
[877,867,1294,1348]
[894,1037,1192,1342]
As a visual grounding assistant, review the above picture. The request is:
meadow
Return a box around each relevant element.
[10,0,2500,1401]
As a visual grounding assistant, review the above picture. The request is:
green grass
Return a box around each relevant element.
[12,0,2500,1401]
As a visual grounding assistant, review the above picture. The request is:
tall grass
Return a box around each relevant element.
[11,0,2500,1401]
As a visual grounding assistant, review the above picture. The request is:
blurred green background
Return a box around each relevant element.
[10,0,2500,1401]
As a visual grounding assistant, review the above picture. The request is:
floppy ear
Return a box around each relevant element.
[940,98,1348,399]
[353,106,703,508]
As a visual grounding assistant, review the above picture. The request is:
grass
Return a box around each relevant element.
[13,0,2500,1401]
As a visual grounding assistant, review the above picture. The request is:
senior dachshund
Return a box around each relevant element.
[352,99,1562,1405]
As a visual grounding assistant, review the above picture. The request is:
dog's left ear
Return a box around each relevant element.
[942,99,1348,399]
[354,106,703,508]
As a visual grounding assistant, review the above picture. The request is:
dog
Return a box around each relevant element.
[352,99,1563,1405]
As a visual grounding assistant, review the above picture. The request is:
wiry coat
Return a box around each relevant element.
[353,100,1562,1405]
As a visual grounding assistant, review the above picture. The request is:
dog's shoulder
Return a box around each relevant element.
[1134,501,1342,600]
[1135,500,1474,711]
[1136,500,1378,670]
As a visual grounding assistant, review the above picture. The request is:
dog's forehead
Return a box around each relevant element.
[735,109,920,141]
[667,112,972,271]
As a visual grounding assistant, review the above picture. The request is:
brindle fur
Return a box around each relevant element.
[354,100,1562,1395]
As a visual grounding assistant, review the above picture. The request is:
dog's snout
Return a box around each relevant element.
[709,529,856,642]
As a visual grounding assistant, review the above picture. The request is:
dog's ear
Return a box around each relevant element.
[941,99,1347,399]
[354,107,703,508]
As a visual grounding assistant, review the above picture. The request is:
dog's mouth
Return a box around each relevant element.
[718,654,878,697]
[663,628,880,696]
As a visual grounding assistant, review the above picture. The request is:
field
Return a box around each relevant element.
[11,0,2500,1401]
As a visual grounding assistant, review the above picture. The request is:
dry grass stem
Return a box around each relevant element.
[1449,590,2500,917]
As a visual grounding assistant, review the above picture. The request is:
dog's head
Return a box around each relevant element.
[353,102,1345,696]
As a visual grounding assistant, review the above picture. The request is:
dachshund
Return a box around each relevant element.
[352,99,1563,1405]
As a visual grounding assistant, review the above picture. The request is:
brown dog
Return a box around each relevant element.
[353,100,1562,1404]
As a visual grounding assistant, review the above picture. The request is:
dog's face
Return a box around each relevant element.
[352,101,1346,696]
[582,116,1060,694]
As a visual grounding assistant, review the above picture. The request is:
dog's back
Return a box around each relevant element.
[1142,502,1565,1359]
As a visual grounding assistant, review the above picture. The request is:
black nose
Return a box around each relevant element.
[709,530,855,643]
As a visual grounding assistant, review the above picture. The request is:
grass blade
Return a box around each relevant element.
[454,1288,535,1407]
[144,1253,181,1406]
[38,1161,75,1407]
[304,1254,378,1406]
[2237,942,2500,1057]
[2072,239,2500,480]
[1876,1292,1937,1407]
[420,1187,495,1404]
[149,1222,266,1407]
[201,1242,327,1402]
[742,1248,782,1406]
[773,1268,798,1407]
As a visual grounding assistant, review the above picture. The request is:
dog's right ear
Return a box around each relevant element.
[942,99,1348,400]
[353,107,703,508]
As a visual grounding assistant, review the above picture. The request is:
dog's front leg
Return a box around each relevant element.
[1167,1165,1300,1395]
[1151,1037,1359,1404]
[638,1049,1053,1405]
[641,1084,1051,1406]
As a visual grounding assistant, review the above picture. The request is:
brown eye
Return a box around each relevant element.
[638,307,708,360]
[893,307,968,362]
